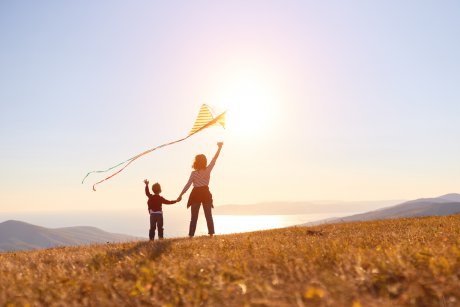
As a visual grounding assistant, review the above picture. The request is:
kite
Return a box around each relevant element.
[82,104,226,191]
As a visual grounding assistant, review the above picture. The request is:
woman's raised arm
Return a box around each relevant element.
[207,142,223,171]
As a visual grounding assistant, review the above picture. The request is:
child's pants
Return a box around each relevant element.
[149,213,163,240]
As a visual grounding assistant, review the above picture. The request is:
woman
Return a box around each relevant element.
[177,142,223,237]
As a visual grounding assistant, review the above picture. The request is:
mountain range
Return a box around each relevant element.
[213,200,403,215]
[305,193,460,225]
[0,220,137,252]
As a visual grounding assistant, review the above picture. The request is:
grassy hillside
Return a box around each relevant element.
[1,215,460,306]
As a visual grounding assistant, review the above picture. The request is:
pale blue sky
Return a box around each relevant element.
[1,1,460,212]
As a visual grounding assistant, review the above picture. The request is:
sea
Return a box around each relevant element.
[0,208,353,239]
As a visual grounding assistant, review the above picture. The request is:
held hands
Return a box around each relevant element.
[144,179,149,185]
[176,195,182,202]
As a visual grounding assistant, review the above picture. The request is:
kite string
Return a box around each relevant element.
[86,110,226,191]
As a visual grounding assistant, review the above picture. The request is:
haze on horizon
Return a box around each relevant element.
[1,1,460,214]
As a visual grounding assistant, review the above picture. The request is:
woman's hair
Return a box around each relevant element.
[152,183,162,194]
[193,154,207,171]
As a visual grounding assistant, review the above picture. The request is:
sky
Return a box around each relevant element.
[1,1,460,213]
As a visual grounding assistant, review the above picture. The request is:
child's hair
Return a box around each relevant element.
[152,183,161,194]
[193,154,207,171]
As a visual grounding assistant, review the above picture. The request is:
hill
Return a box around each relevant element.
[0,220,137,252]
[1,215,459,306]
[307,193,460,225]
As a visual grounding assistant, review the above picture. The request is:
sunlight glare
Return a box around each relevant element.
[216,70,278,137]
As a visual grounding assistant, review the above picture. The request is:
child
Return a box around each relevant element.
[144,179,177,240]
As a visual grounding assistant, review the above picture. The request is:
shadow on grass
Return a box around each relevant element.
[111,239,176,261]
[305,229,324,236]
[90,238,185,270]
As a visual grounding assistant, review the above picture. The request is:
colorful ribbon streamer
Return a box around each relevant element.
[82,104,226,191]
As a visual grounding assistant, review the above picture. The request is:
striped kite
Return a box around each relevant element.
[82,104,226,191]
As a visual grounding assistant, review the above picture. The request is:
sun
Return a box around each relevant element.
[216,71,278,137]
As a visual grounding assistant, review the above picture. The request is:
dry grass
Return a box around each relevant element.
[1,215,460,306]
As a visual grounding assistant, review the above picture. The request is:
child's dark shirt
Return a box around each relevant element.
[145,186,175,212]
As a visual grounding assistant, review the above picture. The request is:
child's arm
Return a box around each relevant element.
[144,179,152,197]
[161,197,178,205]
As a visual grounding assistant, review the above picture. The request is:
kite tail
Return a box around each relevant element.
[81,149,152,184]
[84,109,226,191]
[92,154,142,191]
[81,159,132,184]
[91,136,189,191]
